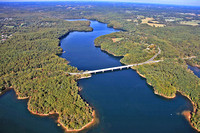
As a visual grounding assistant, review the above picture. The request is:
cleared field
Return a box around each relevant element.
[126,19,132,22]
[141,17,165,27]
[141,17,154,23]
[5,25,14,28]
[147,23,165,27]
[112,38,124,42]
[180,20,200,26]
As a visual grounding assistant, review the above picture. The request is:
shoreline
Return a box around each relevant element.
[194,64,200,68]
[190,63,200,69]
[135,68,199,132]
[25,95,96,132]
[135,70,176,99]
[0,87,13,97]
[79,75,92,79]
[9,75,96,131]
[62,111,96,132]
[0,87,96,132]
[182,110,200,132]
[186,61,200,69]
[16,91,29,100]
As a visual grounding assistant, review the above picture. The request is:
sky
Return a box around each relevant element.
[0,0,199,6]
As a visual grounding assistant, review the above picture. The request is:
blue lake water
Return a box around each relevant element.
[0,20,198,133]
[188,65,200,78]
[0,90,63,133]
[60,20,197,133]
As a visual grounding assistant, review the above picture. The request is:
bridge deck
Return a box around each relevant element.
[69,60,163,75]
[67,47,196,75]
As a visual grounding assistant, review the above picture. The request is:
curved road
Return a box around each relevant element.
[69,47,162,75]
[68,47,196,75]
[147,47,161,62]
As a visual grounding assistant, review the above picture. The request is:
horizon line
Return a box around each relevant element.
[0,1,200,7]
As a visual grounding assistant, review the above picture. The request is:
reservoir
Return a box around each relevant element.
[0,20,197,133]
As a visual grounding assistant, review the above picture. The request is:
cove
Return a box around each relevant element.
[60,20,197,133]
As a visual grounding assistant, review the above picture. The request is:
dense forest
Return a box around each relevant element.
[94,31,159,64]
[0,2,200,131]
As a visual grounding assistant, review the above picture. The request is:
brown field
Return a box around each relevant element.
[147,23,165,27]
[141,17,165,27]
[180,20,200,26]
[141,17,154,24]
[126,19,132,22]
[112,38,124,42]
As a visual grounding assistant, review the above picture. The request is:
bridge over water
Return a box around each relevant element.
[68,47,162,75]
[68,60,162,75]
[67,47,195,75]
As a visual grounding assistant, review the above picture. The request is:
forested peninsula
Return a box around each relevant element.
[0,14,95,131]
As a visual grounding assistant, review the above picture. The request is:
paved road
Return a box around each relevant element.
[147,47,161,61]
[68,47,162,75]
[68,60,163,75]
[68,47,196,75]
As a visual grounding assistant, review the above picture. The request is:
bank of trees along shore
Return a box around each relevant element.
[0,17,94,130]
[137,60,200,130]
